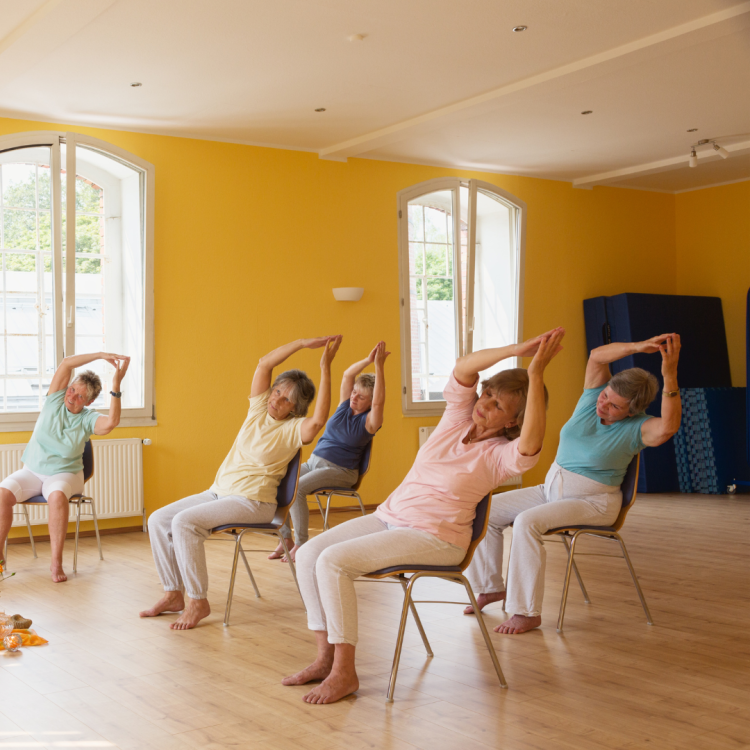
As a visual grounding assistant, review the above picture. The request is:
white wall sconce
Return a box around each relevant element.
[332,287,364,301]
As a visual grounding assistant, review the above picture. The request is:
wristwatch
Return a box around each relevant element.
[663,389,679,397]
[110,391,122,399]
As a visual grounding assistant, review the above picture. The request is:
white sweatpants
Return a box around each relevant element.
[296,514,464,645]
[465,462,622,617]
[147,491,276,600]
[0,466,85,502]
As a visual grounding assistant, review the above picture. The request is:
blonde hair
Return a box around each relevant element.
[608,368,659,415]
[271,370,316,417]
[354,373,375,396]
[480,368,549,441]
[73,370,102,402]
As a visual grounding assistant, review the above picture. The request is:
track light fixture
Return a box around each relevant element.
[687,135,742,166]
[688,149,698,168]
[713,143,730,159]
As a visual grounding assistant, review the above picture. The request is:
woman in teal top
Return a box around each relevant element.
[0,352,130,582]
[465,334,682,634]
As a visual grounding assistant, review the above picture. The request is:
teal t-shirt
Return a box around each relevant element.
[22,389,100,475]
[555,386,652,487]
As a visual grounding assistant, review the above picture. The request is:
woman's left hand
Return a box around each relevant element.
[527,329,565,376]
[660,333,681,377]
[374,341,390,368]
[514,327,564,358]
[320,336,343,369]
[111,356,131,388]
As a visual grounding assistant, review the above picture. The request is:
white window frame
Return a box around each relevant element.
[398,177,526,417]
[0,131,156,430]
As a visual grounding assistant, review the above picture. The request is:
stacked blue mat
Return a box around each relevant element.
[674,387,749,494]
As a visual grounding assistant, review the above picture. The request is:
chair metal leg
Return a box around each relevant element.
[278,533,304,604]
[88,497,104,561]
[399,576,432,656]
[3,537,6,565]
[386,572,421,702]
[353,492,366,518]
[73,500,82,574]
[615,533,653,625]
[238,547,261,598]
[323,493,335,530]
[557,531,583,632]
[561,535,590,603]
[224,535,243,626]
[22,505,37,559]
[314,493,326,525]
[460,575,507,688]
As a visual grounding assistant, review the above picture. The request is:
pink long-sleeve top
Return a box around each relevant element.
[375,371,540,550]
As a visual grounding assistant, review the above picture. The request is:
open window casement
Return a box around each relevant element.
[398,178,525,417]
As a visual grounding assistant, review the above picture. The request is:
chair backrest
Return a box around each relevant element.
[611,453,640,532]
[82,440,94,483]
[458,491,492,571]
[350,439,373,492]
[272,449,302,526]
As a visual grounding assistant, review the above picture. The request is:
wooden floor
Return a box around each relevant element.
[0,493,748,750]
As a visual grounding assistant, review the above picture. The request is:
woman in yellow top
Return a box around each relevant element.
[140,335,341,630]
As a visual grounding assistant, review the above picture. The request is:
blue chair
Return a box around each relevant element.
[209,449,302,626]
[9,440,103,574]
[313,440,373,530]
[362,491,506,703]
[545,453,653,632]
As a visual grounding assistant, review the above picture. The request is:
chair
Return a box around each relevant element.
[5,440,103,573]
[209,449,302,626]
[313,440,373,530]
[362,491,506,703]
[545,453,653,632]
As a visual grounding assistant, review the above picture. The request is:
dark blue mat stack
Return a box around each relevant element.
[584,293,732,493]
[674,388,749,494]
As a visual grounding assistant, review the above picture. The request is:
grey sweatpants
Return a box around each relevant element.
[296,514,464,645]
[148,490,276,599]
[280,454,358,545]
[465,462,622,617]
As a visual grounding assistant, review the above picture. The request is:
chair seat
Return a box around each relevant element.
[23,494,84,505]
[367,564,463,576]
[314,487,358,494]
[547,525,617,534]
[211,522,280,533]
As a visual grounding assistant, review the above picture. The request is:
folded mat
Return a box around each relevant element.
[0,629,47,649]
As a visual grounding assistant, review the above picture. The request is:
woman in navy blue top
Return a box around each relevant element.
[270,342,389,561]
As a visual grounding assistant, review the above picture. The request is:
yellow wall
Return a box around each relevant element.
[0,116,680,538]
[676,180,750,387]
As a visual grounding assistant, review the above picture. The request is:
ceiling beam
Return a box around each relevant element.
[572,140,750,189]
[318,1,750,162]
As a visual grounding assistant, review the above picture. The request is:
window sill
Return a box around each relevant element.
[401,402,447,418]
[0,416,157,433]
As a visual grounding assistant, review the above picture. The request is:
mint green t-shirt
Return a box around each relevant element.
[555,386,652,487]
[22,390,100,475]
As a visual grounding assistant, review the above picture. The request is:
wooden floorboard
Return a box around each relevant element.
[0,492,748,749]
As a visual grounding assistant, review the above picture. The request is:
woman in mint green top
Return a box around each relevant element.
[465,334,682,635]
[0,352,130,583]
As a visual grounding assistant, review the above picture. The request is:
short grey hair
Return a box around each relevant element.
[354,373,375,396]
[73,370,102,402]
[608,368,659,415]
[271,369,316,417]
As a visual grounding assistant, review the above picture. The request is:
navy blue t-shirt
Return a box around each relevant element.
[313,400,374,470]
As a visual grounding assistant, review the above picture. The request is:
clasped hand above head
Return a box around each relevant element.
[517,327,566,376]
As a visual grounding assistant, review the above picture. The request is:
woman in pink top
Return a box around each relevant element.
[283,327,565,704]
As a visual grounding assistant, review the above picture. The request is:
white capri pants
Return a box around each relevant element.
[296,514,464,646]
[0,466,84,503]
[147,491,276,600]
[465,462,622,617]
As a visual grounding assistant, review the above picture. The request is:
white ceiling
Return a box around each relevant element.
[0,0,748,192]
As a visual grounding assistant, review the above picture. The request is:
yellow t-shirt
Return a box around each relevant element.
[210,389,304,503]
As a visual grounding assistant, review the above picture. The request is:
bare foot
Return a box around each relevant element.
[494,614,542,634]
[282,659,333,686]
[170,598,211,630]
[281,544,300,564]
[268,539,291,560]
[140,591,185,618]
[50,562,67,583]
[464,590,506,615]
[303,669,359,704]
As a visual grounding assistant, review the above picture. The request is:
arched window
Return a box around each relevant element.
[398,178,525,416]
[0,132,154,428]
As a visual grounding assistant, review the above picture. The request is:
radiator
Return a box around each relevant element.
[418,425,522,489]
[0,438,144,526]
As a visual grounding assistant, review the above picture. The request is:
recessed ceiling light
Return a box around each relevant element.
[687,128,698,132]
[315,108,326,112]
[581,110,593,115]
[348,34,366,42]
[130,82,142,87]
[512,25,527,32]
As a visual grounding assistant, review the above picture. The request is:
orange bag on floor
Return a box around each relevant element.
[0,628,47,649]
